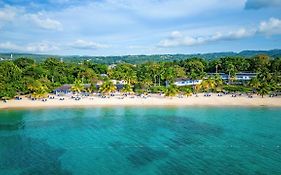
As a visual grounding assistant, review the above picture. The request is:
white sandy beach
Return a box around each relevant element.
[1,93,281,109]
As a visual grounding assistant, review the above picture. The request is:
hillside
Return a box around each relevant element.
[0,49,280,64]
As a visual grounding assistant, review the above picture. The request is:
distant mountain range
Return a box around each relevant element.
[1,49,281,64]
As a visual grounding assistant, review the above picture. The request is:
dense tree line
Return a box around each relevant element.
[0,55,280,99]
[1,49,281,64]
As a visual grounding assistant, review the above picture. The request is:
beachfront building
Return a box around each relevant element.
[235,73,257,80]
[174,79,202,87]
[174,72,256,87]
[207,73,228,80]
[53,84,92,95]
[111,80,127,85]
[207,72,257,81]
[53,83,125,95]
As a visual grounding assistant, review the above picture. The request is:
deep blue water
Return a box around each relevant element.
[0,107,281,175]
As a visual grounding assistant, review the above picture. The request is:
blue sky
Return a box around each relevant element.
[0,0,281,56]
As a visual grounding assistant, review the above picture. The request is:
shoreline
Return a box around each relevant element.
[1,93,281,110]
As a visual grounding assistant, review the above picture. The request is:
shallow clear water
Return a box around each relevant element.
[0,107,281,175]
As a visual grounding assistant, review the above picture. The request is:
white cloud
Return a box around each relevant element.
[0,6,17,21]
[0,42,21,51]
[0,39,107,53]
[0,6,19,28]
[104,0,245,19]
[0,41,59,53]
[128,45,147,49]
[159,28,255,47]
[70,39,109,50]
[25,13,63,31]
[0,6,63,31]
[258,17,281,35]
[159,17,281,47]
[0,1,280,55]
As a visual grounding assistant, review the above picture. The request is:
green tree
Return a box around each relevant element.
[251,54,270,72]
[0,83,17,99]
[270,57,281,73]
[257,83,270,98]
[226,63,237,84]
[14,57,35,69]
[27,79,49,99]
[163,64,186,85]
[164,85,179,97]
[194,84,202,94]
[0,61,22,99]
[0,61,22,83]
[201,77,215,92]
[257,69,272,83]
[249,77,260,92]
[71,79,84,93]
[180,87,193,97]
[150,62,160,86]
[136,63,153,89]
[87,83,97,93]
[78,68,97,83]
[208,59,222,73]
[99,81,116,95]
[182,59,205,80]
[121,84,133,94]
[23,65,48,79]
[109,63,137,85]
[213,73,224,92]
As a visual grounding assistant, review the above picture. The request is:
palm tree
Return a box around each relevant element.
[32,86,48,99]
[137,64,153,90]
[140,78,153,90]
[121,84,133,94]
[249,77,260,93]
[109,63,137,85]
[181,87,192,97]
[257,83,270,98]
[215,61,221,73]
[213,73,224,92]
[269,81,277,93]
[125,73,137,85]
[201,81,209,92]
[163,67,176,86]
[194,84,202,94]
[71,79,84,93]
[158,63,165,86]
[164,85,179,97]
[226,63,237,84]
[150,62,160,86]
[28,80,49,99]
[85,83,97,94]
[201,77,215,92]
[99,81,116,95]
[257,69,272,82]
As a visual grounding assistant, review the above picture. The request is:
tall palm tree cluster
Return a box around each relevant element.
[0,55,280,99]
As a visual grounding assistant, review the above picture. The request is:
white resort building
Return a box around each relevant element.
[174,79,203,86]
[174,72,257,87]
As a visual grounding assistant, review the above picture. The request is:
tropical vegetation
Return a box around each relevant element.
[0,54,280,99]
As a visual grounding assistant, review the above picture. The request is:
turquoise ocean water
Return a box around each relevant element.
[0,107,281,175]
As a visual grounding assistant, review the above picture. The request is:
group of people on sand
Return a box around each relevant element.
[2,91,280,104]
